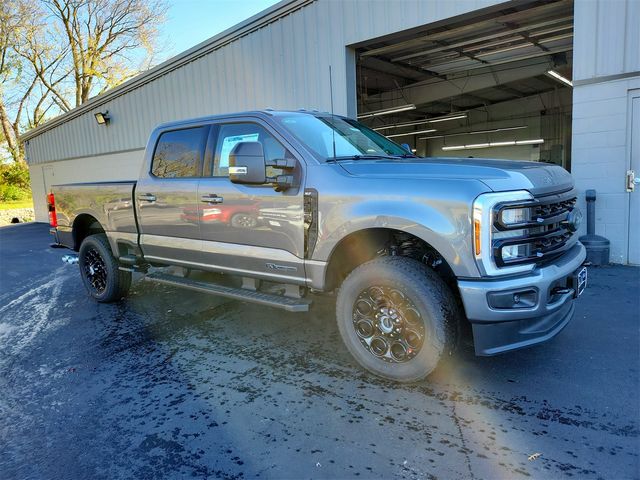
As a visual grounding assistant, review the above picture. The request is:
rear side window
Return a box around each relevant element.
[152,126,208,178]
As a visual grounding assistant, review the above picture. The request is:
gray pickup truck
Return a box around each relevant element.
[49,110,587,382]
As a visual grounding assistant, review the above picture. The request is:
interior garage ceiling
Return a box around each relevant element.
[356,0,574,129]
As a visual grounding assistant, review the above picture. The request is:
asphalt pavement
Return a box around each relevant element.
[0,223,638,479]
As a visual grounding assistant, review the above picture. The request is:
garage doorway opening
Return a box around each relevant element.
[354,0,574,170]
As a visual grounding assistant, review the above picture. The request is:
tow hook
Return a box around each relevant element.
[62,254,79,265]
[551,286,573,295]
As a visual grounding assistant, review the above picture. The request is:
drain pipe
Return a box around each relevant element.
[578,190,610,265]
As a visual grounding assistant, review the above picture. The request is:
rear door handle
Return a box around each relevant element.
[201,194,223,204]
[138,193,156,202]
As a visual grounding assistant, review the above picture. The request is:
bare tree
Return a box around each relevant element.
[0,0,51,164]
[0,0,167,164]
[43,0,167,107]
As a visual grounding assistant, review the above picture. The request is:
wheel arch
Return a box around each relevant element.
[72,213,105,251]
[323,227,458,294]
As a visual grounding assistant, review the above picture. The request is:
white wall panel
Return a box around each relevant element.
[571,76,640,263]
[574,0,640,82]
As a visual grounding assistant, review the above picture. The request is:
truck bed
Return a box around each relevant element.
[52,181,137,249]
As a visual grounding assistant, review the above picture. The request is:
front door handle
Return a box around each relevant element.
[138,193,156,202]
[201,194,223,204]
[627,170,639,192]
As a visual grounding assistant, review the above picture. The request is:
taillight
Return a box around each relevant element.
[47,193,58,228]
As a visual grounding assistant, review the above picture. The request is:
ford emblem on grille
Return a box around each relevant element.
[562,208,583,232]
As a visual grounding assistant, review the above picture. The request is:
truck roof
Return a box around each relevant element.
[153,109,337,130]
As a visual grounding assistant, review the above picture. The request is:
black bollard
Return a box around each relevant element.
[579,189,610,265]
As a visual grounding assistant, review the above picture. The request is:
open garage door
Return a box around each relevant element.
[354,0,574,170]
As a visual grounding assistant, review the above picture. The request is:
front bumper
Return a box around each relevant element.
[458,242,587,356]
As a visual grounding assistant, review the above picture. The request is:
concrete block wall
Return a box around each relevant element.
[571,76,640,263]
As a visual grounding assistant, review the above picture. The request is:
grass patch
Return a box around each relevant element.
[0,198,34,210]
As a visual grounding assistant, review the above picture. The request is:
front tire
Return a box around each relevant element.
[336,256,459,383]
[78,234,131,302]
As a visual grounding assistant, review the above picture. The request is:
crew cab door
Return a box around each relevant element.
[136,125,209,264]
[197,119,306,283]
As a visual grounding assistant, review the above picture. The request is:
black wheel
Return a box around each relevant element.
[336,256,459,383]
[78,234,131,302]
[231,213,257,228]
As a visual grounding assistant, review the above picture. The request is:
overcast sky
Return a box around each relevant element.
[161,0,281,56]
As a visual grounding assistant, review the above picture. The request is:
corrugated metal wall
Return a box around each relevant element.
[573,0,640,82]
[571,0,640,264]
[24,0,501,165]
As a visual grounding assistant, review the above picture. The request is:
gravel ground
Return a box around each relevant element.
[0,223,638,479]
[0,208,35,226]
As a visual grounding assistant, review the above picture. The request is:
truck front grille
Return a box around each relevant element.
[492,194,578,267]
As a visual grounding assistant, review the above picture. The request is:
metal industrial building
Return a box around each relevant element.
[21,0,639,264]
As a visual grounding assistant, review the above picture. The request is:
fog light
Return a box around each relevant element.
[488,288,538,309]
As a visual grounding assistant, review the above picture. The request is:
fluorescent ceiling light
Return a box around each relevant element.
[442,139,544,151]
[466,143,490,149]
[373,112,467,130]
[374,119,429,131]
[386,128,437,138]
[357,104,416,119]
[419,125,527,140]
[428,114,467,123]
[547,70,573,87]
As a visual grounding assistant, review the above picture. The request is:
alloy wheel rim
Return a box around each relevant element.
[84,247,108,295]
[352,285,425,363]
[237,215,254,227]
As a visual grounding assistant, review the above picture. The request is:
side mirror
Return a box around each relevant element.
[229,141,266,184]
[400,143,412,153]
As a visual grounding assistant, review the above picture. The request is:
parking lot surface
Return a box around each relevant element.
[1,223,638,479]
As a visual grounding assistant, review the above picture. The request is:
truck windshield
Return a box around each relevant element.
[275,114,411,161]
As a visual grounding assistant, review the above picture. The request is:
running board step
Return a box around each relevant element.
[143,272,311,312]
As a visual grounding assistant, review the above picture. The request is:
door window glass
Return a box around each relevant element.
[152,126,208,178]
[213,123,292,177]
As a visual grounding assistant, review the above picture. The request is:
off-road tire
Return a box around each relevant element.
[79,234,131,302]
[336,256,459,383]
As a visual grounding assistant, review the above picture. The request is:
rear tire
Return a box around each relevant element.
[336,256,459,383]
[79,234,131,302]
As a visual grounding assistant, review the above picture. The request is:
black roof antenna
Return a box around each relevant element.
[329,65,337,160]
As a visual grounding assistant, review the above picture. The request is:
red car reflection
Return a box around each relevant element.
[180,200,260,228]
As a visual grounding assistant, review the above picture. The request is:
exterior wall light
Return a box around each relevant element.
[94,111,110,125]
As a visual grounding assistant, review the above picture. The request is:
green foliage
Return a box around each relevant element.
[0,162,31,201]
[0,183,29,201]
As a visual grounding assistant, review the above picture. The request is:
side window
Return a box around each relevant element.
[213,123,292,177]
[151,126,208,178]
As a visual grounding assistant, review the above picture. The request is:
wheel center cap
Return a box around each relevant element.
[89,266,95,275]
[377,307,399,334]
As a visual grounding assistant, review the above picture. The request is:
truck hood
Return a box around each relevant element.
[337,157,573,196]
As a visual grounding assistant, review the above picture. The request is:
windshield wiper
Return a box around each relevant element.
[326,154,397,162]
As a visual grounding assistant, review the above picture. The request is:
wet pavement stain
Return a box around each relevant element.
[1,224,639,479]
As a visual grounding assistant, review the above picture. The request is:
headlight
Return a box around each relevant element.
[500,207,530,226]
[473,191,534,276]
